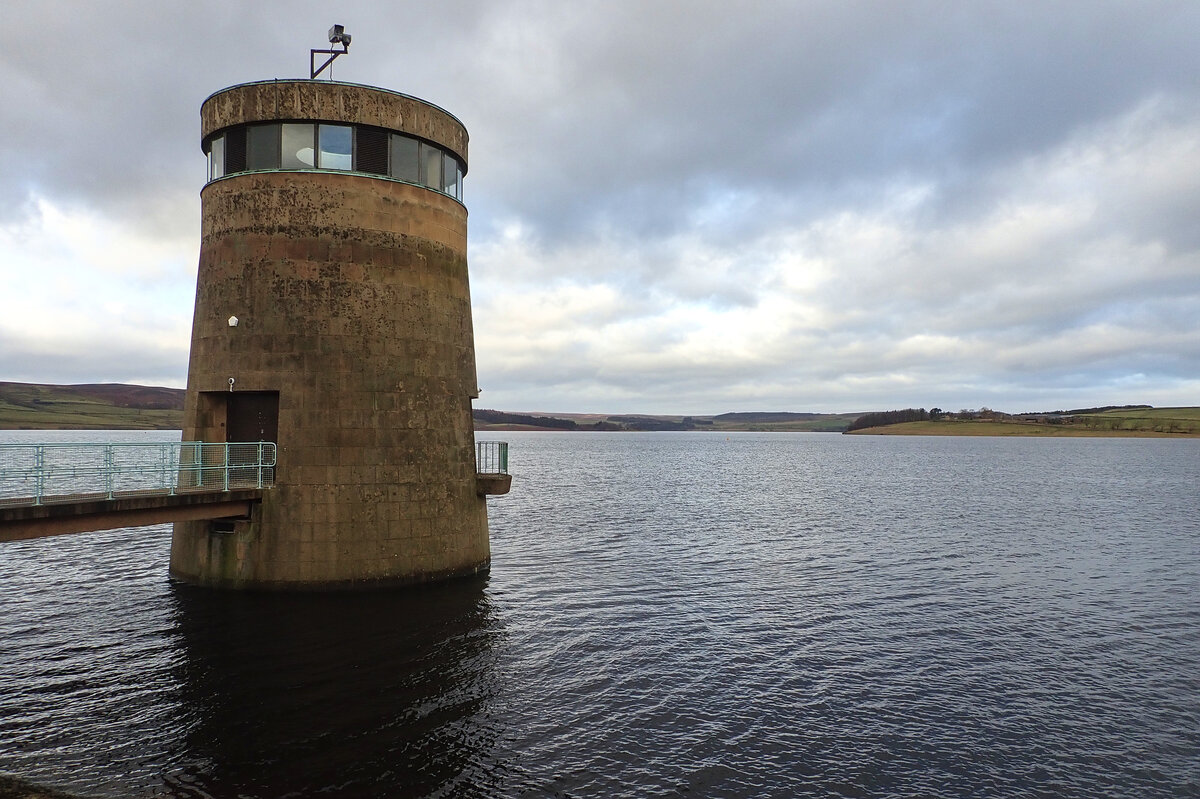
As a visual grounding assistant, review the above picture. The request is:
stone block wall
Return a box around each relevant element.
[170,81,488,589]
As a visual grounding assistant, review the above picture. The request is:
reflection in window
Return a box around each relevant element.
[318,125,352,170]
[442,152,458,198]
[209,135,225,181]
[389,135,419,183]
[420,143,442,189]
[281,124,315,169]
[247,124,280,170]
[206,123,463,201]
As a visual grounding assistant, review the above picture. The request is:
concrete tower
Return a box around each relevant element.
[170,79,496,589]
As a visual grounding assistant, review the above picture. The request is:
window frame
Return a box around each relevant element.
[280,123,316,170]
[420,142,443,190]
[206,123,464,202]
[317,124,354,171]
[246,123,282,171]
[208,135,225,181]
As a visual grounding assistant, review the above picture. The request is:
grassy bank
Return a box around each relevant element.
[0,382,184,430]
[1078,406,1200,434]
[6,381,1193,438]
[5,383,858,433]
[847,412,1200,437]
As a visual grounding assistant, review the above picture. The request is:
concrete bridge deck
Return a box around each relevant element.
[0,488,265,542]
[0,440,276,542]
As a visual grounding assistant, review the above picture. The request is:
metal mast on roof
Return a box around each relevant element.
[311,24,351,79]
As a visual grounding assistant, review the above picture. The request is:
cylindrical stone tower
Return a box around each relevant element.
[170,79,490,589]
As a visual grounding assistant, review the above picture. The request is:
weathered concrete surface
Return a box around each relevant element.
[476,473,513,496]
[200,80,467,166]
[172,81,489,590]
[0,490,261,542]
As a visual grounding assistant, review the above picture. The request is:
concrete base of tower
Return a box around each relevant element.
[169,487,492,590]
[168,556,491,592]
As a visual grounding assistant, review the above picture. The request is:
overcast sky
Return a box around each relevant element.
[1,1,1197,414]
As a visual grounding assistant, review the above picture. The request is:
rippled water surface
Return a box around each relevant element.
[1,431,1198,798]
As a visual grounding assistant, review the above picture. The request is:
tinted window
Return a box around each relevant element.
[390,135,419,183]
[281,124,315,169]
[207,123,464,200]
[224,127,247,173]
[247,124,280,170]
[209,135,225,180]
[318,125,352,170]
[420,143,442,189]
[442,152,458,197]
[356,128,389,175]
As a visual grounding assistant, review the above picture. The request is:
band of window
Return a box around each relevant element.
[205,122,464,201]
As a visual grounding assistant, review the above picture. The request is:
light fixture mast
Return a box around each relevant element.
[311,24,351,79]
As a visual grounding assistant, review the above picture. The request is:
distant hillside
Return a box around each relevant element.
[845,406,1200,437]
[712,412,827,422]
[475,409,858,432]
[0,381,859,433]
[0,382,184,430]
[471,408,619,431]
[707,412,860,432]
[1021,404,1154,415]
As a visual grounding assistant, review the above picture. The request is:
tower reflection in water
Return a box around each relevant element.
[166,576,502,798]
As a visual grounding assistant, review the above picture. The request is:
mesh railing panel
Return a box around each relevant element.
[475,441,509,474]
[0,442,276,506]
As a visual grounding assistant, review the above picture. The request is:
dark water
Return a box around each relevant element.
[1,431,1198,798]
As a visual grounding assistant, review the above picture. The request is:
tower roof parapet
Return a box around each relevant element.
[200,79,467,166]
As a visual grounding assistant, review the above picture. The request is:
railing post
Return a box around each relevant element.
[257,441,264,489]
[223,442,230,492]
[472,441,508,475]
[104,443,115,500]
[34,445,45,506]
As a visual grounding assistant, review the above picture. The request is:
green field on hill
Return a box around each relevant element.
[4,381,1195,438]
[848,409,1200,438]
[471,409,860,432]
[1088,406,1200,429]
[0,382,184,430]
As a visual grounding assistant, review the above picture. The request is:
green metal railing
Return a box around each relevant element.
[0,441,276,507]
[475,441,508,474]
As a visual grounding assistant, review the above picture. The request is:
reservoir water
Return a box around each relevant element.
[1,431,1197,798]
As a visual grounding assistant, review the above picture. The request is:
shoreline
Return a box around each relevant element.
[845,421,1200,438]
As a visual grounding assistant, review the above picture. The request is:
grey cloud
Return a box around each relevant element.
[465,2,1200,242]
[4,0,1198,412]
[0,331,187,387]
[7,1,1198,244]
[0,1,486,230]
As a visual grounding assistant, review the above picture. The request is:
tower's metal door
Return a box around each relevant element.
[226,392,279,443]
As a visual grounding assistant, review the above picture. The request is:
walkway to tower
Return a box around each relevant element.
[0,441,275,542]
[0,441,510,542]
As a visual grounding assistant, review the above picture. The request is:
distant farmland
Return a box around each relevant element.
[846,406,1200,437]
[5,381,1192,438]
[0,382,185,430]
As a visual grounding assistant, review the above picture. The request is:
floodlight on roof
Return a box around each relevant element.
[311,24,351,79]
[328,25,351,46]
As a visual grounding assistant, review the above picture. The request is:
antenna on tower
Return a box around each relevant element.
[311,24,351,79]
